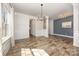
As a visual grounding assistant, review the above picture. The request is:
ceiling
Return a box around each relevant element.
[12,3,73,19]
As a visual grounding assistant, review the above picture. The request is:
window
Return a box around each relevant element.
[2,4,10,37]
[62,21,72,28]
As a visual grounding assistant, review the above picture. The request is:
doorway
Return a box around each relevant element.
[29,19,32,37]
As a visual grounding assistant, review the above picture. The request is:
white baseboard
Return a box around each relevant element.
[52,34,73,38]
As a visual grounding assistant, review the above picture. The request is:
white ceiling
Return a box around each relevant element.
[12,3,73,19]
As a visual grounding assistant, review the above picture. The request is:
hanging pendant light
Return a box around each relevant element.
[40,4,46,29]
[38,4,43,20]
[41,4,43,18]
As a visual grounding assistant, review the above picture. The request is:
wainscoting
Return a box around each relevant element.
[2,38,11,55]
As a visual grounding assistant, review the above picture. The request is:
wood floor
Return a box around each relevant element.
[7,35,79,56]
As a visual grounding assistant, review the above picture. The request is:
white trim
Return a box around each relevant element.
[52,34,73,38]
[73,41,79,47]
[2,35,11,44]
[73,4,79,47]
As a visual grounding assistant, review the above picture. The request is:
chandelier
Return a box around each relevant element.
[38,4,44,20]
[38,4,46,29]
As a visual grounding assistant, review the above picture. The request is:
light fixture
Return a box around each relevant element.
[41,4,43,18]
[38,4,44,20]
[38,4,46,29]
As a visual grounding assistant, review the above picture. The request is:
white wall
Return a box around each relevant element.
[30,17,37,36]
[35,20,43,36]
[0,3,14,56]
[73,4,79,47]
[14,12,29,40]
[14,12,49,39]
[31,19,43,36]
[42,16,49,37]
[10,7,15,47]
[0,3,2,56]
[30,19,36,36]
[49,19,54,35]
[31,16,49,37]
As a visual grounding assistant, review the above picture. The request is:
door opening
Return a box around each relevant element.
[29,19,32,37]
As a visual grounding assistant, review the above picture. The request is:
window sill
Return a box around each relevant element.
[1,35,11,44]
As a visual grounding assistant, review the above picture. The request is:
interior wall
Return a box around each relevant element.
[54,16,73,37]
[14,12,49,39]
[35,20,43,36]
[49,19,54,35]
[14,12,29,40]
[0,3,2,56]
[29,17,38,36]
[73,4,79,47]
[42,16,49,37]
[30,19,36,36]
[0,3,14,56]
[49,10,73,38]
[31,17,49,37]
[2,8,11,55]
[14,12,47,39]
[30,19,43,36]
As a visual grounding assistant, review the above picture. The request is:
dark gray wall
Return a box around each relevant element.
[54,16,73,36]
